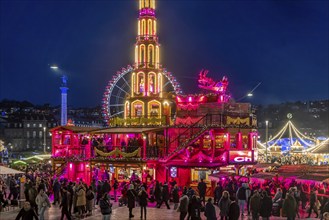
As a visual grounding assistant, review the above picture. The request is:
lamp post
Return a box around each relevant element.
[43,127,46,153]
[265,120,269,163]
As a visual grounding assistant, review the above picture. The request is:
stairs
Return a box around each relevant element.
[160,114,210,162]
[160,125,209,162]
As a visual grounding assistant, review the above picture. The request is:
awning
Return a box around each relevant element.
[0,166,24,175]
[91,127,164,134]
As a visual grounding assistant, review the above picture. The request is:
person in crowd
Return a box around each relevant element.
[197,179,207,205]
[307,188,319,218]
[321,200,329,220]
[154,181,161,208]
[76,182,86,218]
[259,191,272,220]
[86,186,95,216]
[28,183,38,213]
[15,201,39,220]
[35,188,51,220]
[67,182,74,215]
[138,186,148,219]
[214,182,223,205]
[236,183,248,216]
[59,186,71,220]
[0,186,9,210]
[24,178,32,203]
[283,189,297,220]
[272,188,282,203]
[127,184,137,218]
[172,185,180,210]
[9,175,19,201]
[245,183,252,216]
[96,180,103,205]
[112,178,119,202]
[204,197,216,220]
[228,196,240,220]
[157,182,170,209]
[250,190,261,220]
[100,193,112,220]
[178,193,189,220]
[219,191,231,220]
[188,195,201,220]
[101,179,111,196]
[52,178,61,205]
[187,187,195,199]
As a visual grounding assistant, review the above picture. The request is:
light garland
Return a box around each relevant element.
[95,147,141,158]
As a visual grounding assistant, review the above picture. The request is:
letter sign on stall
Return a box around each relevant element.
[228,150,254,164]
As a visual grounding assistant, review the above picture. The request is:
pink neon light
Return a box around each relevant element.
[188,97,192,102]
[69,163,72,169]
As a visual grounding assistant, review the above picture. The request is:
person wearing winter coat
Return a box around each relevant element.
[138,186,148,219]
[127,184,137,218]
[157,182,170,209]
[60,187,71,220]
[154,181,162,207]
[15,201,39,220]
[172,185,180,210]
[307,188,319,218]
[250,190,261,220]
[259,191,272,220]
[197,179,207,204]
[236,183,247,216]
[214,182,223,205]
[35,188,51,220]
[228,196,240,220]
[178,193,189,220]
[76,183,86,218]
[204,198,217,220]
[86,186,95,216]
[272,188,282,203]
[188,195,202,220]
[283,190,297,220]
[28,184,38,213]
[99,193,112,220]
[219,191,231,220]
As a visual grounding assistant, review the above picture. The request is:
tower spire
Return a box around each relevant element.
[135,0,159,69]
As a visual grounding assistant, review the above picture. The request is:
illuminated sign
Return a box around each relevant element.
[170,167,177,178]
[228,150,254,164]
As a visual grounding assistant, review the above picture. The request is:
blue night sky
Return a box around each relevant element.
[0,0,328,107]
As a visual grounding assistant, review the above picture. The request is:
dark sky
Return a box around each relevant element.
[0,0,328,107]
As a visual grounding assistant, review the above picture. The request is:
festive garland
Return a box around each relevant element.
[95,147,141,158]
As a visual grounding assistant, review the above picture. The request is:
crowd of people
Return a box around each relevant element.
[1,168,329,220]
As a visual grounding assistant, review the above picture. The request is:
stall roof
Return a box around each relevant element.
[91,127,165,134]
[0,166,24,175]
[50,126,100,133]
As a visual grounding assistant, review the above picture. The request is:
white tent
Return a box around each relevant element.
[0,166,24,175]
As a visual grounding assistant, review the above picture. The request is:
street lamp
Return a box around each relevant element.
[265,120,269,163]
[43,127,46,153]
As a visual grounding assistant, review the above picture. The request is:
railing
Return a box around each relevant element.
[109,115,170,126]
[93,145,142,159]
[175,113,257,128]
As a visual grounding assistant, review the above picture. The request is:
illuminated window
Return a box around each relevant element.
[33,131,36,138]
[39,131,42,138]
[141,19,146,35]
[148,45,154,65]
[148,19,153,35]
[27,123,30,128]
[39,124,42,128]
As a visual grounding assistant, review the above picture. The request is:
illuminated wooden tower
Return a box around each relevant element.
[124,0,172,124]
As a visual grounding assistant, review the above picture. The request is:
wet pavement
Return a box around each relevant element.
[0,201,320,220]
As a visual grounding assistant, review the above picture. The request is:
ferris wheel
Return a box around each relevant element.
[102,65,183,123]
